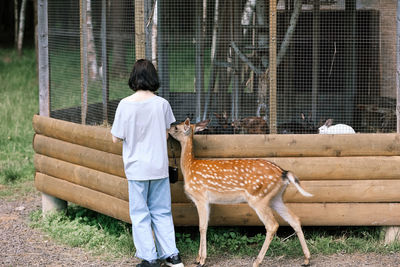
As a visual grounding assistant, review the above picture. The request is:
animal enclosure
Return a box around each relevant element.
[35,0,400,231]
[40,0,399,134]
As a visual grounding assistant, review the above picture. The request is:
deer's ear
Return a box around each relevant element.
[184,118,191,132]
[195,119,210,133]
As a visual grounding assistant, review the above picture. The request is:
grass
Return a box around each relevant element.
[1,46,399,262]
[0,47,37,197]
[29,204,400,261]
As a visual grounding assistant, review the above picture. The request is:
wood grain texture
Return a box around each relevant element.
[35,173,400,226]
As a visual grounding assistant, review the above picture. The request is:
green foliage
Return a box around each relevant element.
[176,226,400,260]
[30,204,135,258]
[0,48,37,186]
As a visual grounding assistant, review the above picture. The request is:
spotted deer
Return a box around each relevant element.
[168,118,312,267]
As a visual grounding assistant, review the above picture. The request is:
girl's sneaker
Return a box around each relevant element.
[165,254,184,267]
[136,260,161,267]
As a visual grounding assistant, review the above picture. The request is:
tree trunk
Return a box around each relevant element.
[14,0,18,48]
[111,0,127,76]
[151,0,158,67]
[17,0,27,56]
[241,0,256,36]
[86,0,98,80]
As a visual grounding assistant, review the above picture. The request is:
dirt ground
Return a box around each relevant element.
[1,190,400,267]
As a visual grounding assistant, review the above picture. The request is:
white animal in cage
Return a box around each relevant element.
[318,119,355,134]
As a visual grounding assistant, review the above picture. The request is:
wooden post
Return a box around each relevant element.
[397,0,400,133]
[38,0,49,117]
[157,0,170,99]
[344,0,357,125]
[134,0,145,60]
[384,0,400,244]
[269,0,277,134]
[80,0,88,125]
[37,0,67,214]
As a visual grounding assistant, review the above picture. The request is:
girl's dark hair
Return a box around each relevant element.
[128,59,160,92]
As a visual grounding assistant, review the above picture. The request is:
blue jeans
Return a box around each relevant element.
[128,178,179,261]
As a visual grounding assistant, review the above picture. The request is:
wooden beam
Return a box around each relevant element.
[134,0,145,59]
[171,179,400,203]
[34,154,128,201]
[34,154,400,204]
[269,0,277,134]
[33,135,125,178]
[189,134,400,158]
[33,115,400,157]
[37,0,50,117]
[397,0,400,133]
[168,156,400,181]
[33,134,400,181]
[35,172,131,223]
[32,114,121,155]
[35,173,400,226]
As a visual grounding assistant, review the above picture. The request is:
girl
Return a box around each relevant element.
[111,59,183,267]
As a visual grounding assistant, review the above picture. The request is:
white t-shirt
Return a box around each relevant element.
[111,96,176,180]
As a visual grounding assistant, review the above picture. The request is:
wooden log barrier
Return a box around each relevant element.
[35,172,400,226]
[34,154,129,202]
[33,115,400,158]
[171,180,400,203]
[33,114,121,155]
[33,134,125,178]
[35,172,131,223]
[32,115,400,227]
[32,154,400,203]
[169,156,400,181]
[33,134,400,181]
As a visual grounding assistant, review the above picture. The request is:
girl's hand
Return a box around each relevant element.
[112,135,123,143]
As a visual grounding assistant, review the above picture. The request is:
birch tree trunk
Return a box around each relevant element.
[14,0,18,48]
[152,0,158,67]
[17,0,27,56]
[241,0,256,36]
[87,0,98,80]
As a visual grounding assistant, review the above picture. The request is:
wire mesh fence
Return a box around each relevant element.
[44,0,398,134]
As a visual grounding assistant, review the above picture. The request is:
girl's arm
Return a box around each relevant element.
[112,135,123,143]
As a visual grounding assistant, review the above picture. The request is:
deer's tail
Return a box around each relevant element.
[282,171,313,197]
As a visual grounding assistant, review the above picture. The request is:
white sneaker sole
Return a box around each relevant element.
[165,263,184,267]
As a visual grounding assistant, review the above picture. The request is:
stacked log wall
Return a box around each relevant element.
[33,115,400,226]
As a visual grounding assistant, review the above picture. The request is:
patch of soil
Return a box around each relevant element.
[1,189,400,267]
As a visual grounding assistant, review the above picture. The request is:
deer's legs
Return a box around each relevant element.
[250,201,279,267]
[194,200,210,267]
[271,194,311,266]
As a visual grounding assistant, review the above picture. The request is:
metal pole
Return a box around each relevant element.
[38,0,67,213]
[101,0,108,124]
[312,0,320,123]
[195,0,204,123]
